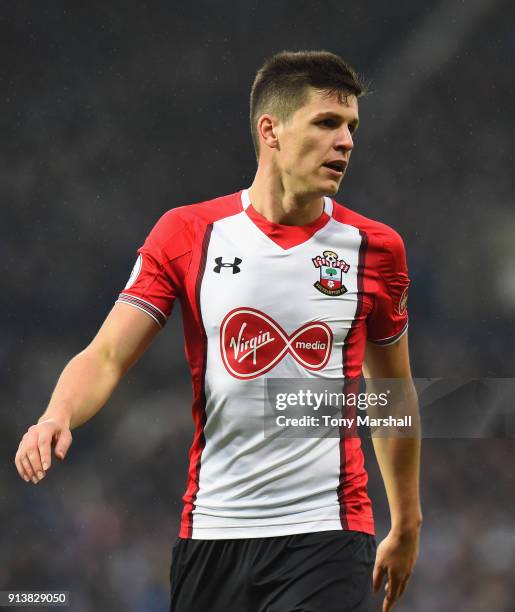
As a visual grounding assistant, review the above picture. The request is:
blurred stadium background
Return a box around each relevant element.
[2,1,514,610]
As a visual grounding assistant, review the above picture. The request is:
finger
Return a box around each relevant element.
[55,428,72,459]
[372,562,385,593]
[384,570,402,611]
[382,579,391,612]
[387,578,402,604]
[398,574,411,598]
[20,456,37,483]
[26,446,45,481]
[383,587,397,612]
[14,455,30,482]
[23,426,45,477]
[37,433,52,471]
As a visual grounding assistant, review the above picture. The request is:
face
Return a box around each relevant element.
[270,87,359,198]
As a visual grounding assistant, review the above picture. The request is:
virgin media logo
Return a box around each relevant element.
[220,307,333,379]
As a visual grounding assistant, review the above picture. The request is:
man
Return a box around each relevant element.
[15,51,422,611]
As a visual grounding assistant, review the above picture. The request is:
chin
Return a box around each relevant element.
[299,179,338,199]
[321,180,340,196]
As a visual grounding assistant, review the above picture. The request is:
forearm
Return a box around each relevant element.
[38,348,123,430]
[370,376,422,531]
[372,434,422,532]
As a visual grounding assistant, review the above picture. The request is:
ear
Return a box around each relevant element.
[257,114,280,150]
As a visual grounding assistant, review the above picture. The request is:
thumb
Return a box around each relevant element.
[55,428,73,460]
[373,561,385,593]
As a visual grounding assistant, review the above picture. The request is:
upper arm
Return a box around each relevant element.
[364,226,411,379]
[363,331,412,379]
[117,208,193,326]
[84,302,161,376]
[367,229,410,346]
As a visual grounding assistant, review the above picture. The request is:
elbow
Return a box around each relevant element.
[76,343,124,381]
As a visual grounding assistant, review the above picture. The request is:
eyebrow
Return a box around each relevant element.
[312,111,360,131]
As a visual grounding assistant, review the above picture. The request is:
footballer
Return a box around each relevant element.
[15,51,422,611]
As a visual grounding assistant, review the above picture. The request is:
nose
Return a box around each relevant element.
[334,125,354,153]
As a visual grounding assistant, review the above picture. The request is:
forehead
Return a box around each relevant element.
[296,87,359,119]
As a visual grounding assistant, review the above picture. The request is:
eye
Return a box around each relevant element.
[317,119,337,128]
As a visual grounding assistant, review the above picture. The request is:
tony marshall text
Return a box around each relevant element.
[276,415,412,428]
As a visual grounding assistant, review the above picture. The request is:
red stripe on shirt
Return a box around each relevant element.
[337,230,374,534]
[179,224,212,538]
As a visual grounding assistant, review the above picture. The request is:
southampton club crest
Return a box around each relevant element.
[312,250,350,296]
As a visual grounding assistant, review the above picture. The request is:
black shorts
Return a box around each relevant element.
[169,530,376,612]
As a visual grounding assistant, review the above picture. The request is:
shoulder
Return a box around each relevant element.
[331,199,406,261]
[159,191,242,230]
[146,191,243,253]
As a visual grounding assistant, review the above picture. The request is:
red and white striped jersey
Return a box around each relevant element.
[117,189,410,539]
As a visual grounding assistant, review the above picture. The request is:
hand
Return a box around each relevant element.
[373,527,420,611]
[14,418,72,484]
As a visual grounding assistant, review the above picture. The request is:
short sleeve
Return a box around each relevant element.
[117,209,193,327]
[367,230,410,346]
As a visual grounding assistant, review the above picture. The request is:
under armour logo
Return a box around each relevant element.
[214,257,242,274]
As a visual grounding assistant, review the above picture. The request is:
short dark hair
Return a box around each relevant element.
[250,50,366,158]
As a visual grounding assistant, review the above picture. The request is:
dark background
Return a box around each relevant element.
[2,1,514,610]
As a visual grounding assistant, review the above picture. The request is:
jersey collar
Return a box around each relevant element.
[240,189,333,250]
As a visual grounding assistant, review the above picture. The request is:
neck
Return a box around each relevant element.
[248,164,325,226]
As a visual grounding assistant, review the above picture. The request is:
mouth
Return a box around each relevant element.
[321,160,347,177]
